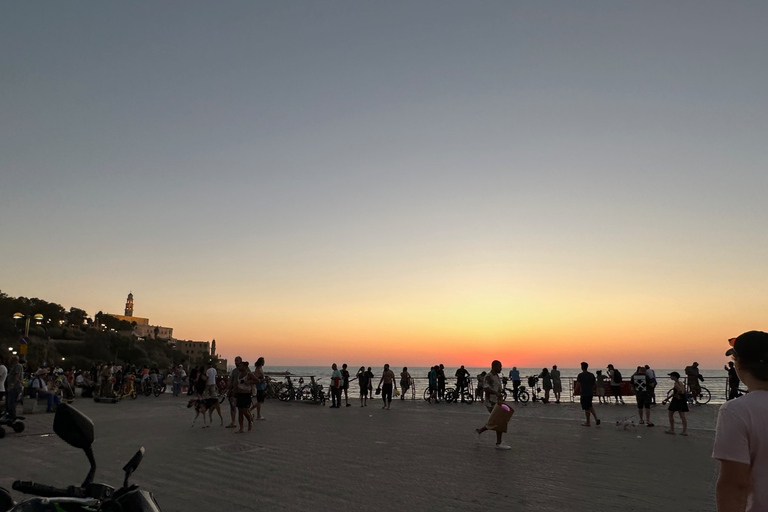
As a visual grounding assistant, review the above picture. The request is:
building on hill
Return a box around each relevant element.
[174,339,211,363]
[104,292,173,340]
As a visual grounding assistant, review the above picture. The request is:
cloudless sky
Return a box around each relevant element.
[2,1,767,368]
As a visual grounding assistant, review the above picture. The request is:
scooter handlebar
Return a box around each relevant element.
[12,481,82,498]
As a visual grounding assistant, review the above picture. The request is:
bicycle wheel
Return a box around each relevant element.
[130,390,137,400]
[423,388,431,401]
[278,387,294,401]
[518,390,529,404]
[695,386,711,405]
[143,385,152,397]
[153,385,162,397]
[461,390,474,404]
[444,388,456,403]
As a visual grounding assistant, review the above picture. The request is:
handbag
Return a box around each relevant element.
[375,388,381,395]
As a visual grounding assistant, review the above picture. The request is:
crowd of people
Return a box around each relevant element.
[1,330,766,511]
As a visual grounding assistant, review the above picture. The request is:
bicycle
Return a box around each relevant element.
[444,379,475,404]
[501,377,529,404]
[664,385,711,406]
[297,376,326,405]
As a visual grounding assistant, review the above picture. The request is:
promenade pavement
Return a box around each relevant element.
[1,395,718,512]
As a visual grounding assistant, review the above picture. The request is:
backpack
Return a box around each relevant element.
[612,370,622,383]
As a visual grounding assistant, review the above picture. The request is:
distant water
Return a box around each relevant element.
[255,365,732,404]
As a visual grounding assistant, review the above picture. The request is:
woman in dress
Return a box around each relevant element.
[539,367,552,403]
[664,371,688,435]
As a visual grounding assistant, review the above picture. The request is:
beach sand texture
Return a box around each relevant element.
[1,395,717,511]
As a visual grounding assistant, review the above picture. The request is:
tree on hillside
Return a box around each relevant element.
[65,307,90,328]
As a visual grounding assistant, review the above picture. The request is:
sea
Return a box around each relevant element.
[255,365,732,404]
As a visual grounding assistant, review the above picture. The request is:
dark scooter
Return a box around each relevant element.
[0,412,26,438]
[0,403,161,511]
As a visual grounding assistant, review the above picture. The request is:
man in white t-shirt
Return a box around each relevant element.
[205,362,218,398]
[712,331,768,512]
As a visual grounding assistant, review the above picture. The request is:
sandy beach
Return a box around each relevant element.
[1,395,717,512]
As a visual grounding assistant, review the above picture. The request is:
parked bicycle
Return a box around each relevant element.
[502,377,529,404]
[663,385,711,406]
[444,378,475,404]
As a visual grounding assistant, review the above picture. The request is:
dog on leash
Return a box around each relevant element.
[187,398,224,428]
[615,419,636,431]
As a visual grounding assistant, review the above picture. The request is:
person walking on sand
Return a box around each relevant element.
[713,331,768,511]
[663,371,688,435]
[341,363,351,407]
[475,360,513,450]
[377,364,397,409]
[400,367,411,400]
[329,363,343,408]
[607,364,625,404]
[631,366,654,427]
[577,362,601,427]
[551,365,562,403]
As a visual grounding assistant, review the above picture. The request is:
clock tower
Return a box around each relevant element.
[125,292,134,317]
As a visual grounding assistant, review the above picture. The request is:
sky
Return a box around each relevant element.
[2,1,767,369]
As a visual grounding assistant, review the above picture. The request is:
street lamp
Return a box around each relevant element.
[13,312,44,337]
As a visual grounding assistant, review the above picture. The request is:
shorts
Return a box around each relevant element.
[580,395,594,410]
[360,387,368,397]
[553,382,562,393]
[635,393,651,409]
[235,393,251,409]
[596,387,605,396]
[256,389,266,403]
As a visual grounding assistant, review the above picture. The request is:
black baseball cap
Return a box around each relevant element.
[726,331,768,363]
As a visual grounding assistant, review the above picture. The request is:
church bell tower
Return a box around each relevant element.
[125,292,134,317]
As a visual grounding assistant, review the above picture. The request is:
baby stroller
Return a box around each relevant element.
[527,375,541,402]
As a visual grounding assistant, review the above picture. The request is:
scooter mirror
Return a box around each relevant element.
[123,447,145,474]
[53,404,94,450]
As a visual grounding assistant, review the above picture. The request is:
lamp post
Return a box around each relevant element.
[12,312,44,358]
[13,312,44,337]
